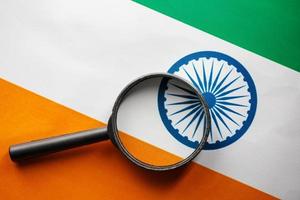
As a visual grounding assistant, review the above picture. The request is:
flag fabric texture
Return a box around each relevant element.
[0,0,299,199]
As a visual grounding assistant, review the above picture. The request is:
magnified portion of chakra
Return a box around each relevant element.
[158,51,257,150]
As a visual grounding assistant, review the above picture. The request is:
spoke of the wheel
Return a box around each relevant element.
[216,85,246,98]
[169,82,197,96]
[183,67,202,93]
[210,63,224,92]
[208,60,214,92]
[217,101,247,107]
[214,105,240,126]
[167,93,198,100]
[174,105,201,126]
[170,103,200,116]
[211,109,223,139]
[212,68,233,94]
[192,110,205,138]
[192,62,205,92]
[217,95,248,101]
[212,107,232,134]
[167,100,200,106]
[202,59,208,92]
[182,107,203,134]
[214,76,241,96]
[216,104,245,118]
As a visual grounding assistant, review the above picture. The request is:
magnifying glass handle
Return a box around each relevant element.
[9,127,109,162]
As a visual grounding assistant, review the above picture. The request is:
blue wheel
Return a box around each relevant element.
[158,51,257,150]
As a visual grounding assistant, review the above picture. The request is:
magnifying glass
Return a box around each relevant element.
[9,73,211,171]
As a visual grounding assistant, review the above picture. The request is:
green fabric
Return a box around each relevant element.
[134,0,300,72]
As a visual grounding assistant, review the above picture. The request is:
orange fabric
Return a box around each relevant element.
[119,132,183,166]
[0,78,276,200]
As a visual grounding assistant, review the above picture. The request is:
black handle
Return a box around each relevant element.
[9,127,109,162]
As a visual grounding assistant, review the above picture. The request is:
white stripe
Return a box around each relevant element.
[0,0,299,199]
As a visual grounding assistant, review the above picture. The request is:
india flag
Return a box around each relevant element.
[0,0,299,199]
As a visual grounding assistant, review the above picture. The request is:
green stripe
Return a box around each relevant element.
[134,0,300,72]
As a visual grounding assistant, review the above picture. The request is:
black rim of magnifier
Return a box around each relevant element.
[109,73,211,171]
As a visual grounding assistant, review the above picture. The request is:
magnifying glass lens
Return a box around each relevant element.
[116,77,207,168]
